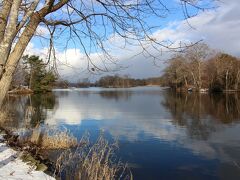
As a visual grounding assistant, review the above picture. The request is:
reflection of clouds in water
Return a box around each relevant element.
[46,87,165,126]
[45,88,240,164]
[105,115,240,164]
[102,115,240,163]
[101,118,186,142]
[46,109,83,125]
[45,90,124,125]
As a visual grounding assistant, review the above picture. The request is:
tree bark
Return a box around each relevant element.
[198,61,202,90]
[0,0,13,41]
[235,70,240,90]
[225,70,229,91]
[0,0,21,78]
[191,72,197,88]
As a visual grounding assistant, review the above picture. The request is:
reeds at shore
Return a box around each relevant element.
[55,133,132,180]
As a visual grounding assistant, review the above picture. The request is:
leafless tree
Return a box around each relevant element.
[0,0,215,107]
[185,43,211,89]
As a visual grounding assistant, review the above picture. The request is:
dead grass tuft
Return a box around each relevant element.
[55,133,132,180]
[0,111,8,123]
[29,127,78,149]
[0,108,13,126]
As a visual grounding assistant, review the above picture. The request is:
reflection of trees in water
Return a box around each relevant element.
[99,91,132,101]
[210,93,240,123]
[6,93,57,128]
[162,91,240,140]
[29,93,57,127]
[4,95,29,128]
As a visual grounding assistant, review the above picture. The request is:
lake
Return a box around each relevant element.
[5,87,240,179]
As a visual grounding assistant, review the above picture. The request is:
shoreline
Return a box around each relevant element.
[0,128,55,179]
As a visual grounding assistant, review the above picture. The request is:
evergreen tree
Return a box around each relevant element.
[23,55,56,92]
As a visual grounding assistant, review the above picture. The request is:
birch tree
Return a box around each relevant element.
[0,0,214,107]
[185,43,210,90]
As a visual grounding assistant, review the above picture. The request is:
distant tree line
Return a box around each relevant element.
[54,78,93,88]
[54,75,162,88]
[96,75,162,88]
[161,43,240,92]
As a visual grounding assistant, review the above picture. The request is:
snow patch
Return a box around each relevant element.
[0,142,55,180]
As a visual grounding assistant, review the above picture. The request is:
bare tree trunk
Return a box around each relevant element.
[0,0,13,41]
[184,76,188,87]
[191,72,197,88]
[198,61,202,90]
[225,70,229,91]
[0,13,41,107]
[235,70,240,90]
[0,0,21,78]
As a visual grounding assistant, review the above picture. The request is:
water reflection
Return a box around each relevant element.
[6,87,240,179]
[163,91,240,124]
[6,93,57,128]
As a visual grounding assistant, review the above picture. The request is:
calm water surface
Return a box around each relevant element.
[6,87,240,179]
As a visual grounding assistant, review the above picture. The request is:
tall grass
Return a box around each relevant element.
[55,133,132,180]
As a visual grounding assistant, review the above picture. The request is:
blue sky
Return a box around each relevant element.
[32,0,213,51]
[26,0,240,82]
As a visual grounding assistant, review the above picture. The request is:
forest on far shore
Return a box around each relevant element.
[161,43,240,92]
[54,75,162,88]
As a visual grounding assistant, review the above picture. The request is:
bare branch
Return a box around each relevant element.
[17,0,40,31]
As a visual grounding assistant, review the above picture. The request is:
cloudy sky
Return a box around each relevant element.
[27,0,240,82]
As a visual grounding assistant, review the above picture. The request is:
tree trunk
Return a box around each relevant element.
[225,70,229,91]
[235,71,240,90]
[184,76,188,87]
[198,61,202,90]
[0,13,41,107]
[191,72,197,88]
[0,0,21,78]
[0,0,13,41]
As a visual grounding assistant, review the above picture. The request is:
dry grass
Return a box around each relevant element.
[55,133,132,180]
[0,108,13,127]
[28,127,78,149]
[0,111,8,123]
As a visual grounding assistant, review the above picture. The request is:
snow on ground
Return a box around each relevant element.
[0,142,55,180]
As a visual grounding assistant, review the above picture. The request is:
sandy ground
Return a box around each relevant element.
[0,142,55,180]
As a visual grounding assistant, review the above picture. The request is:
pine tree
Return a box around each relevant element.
[23,55,56,93]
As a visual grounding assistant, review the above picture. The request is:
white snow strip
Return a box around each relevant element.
[0,158,54,180]
[0,142,55,180]
[0,148,16,161]
[0,143,6,147]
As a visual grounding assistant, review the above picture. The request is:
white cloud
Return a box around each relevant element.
[166,0,240,56]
